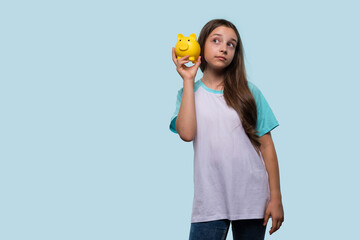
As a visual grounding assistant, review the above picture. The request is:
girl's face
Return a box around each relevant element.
[203,26,238,72]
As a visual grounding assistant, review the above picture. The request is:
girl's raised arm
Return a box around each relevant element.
[172,48,201,141]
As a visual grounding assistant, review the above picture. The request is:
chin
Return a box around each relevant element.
[211,63,230,71]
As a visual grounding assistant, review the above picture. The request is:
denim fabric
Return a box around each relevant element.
[189,218,266,240]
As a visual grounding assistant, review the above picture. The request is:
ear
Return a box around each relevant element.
[189,33,197,41]
[177,33,184,40]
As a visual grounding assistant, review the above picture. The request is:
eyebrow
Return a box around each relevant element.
[210,33,237,43]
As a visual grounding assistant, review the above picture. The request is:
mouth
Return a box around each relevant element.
[215,56,226,61]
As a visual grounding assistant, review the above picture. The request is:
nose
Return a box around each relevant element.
[220,43,227,54]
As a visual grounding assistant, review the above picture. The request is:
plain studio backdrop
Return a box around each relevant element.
[0,0,359,239]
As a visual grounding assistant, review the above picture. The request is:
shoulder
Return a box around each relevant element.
[194,79,202,91]
[247,80,261,97]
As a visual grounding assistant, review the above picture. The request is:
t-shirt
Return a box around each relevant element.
[169,78,279,223]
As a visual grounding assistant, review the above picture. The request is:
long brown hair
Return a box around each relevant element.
[198,19,261,155]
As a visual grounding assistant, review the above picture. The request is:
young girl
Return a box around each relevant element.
[169,19,284,240]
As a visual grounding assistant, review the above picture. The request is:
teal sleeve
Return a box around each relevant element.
[248,82,279,137]
[169,88,183,134]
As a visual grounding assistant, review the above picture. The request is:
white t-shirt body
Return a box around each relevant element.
[169,78,279,223]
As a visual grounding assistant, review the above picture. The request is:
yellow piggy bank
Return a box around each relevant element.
[175,33,201,63]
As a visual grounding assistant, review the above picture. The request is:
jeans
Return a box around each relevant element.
[189,218,266,240]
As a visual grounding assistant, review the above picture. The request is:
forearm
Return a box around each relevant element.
[260,144,282,201]
[176,79,197,141]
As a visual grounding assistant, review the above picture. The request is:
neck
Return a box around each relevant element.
[202,68,225,91]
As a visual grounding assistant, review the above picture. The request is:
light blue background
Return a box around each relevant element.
[1,0,359,239]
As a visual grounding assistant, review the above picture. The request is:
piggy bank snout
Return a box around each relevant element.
[179,42,189,51]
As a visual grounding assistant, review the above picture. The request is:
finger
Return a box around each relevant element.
[276,219,282,230]
[194,56,201,68]
[188,56,201,69]
[263,212,270,226]
[179,55,190,62]
[177,56,190,67]
[270,219,281,235]
[269,219,277,235]
[172,48,189,66]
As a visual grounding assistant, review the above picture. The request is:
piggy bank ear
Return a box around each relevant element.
[189,33,197,41]
[177,33,185,40]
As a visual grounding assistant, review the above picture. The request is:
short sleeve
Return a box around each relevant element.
[169,88,183,134]
[248,82,279,137]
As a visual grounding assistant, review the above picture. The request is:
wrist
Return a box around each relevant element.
[270,192,282,201]
[183,78,195,85]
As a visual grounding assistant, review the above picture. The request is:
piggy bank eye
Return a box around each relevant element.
[188,39,190,41]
